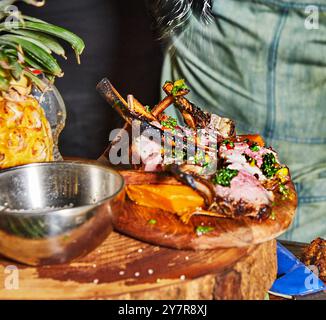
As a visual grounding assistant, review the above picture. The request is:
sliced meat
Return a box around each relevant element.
[214,170,274,219]
[219,141,279,181]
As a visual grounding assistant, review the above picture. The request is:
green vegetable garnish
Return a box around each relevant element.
[161,116,177,130]
[212,168,238,187]
[279,184,290,199]
[222,140,235,148]
[148,219,157,225]
[171,79,189,96]
[261,153,278,178]
[196,225,215,235]
[270,211,276,221]
[250,143,260,152]
[194,152,209,167]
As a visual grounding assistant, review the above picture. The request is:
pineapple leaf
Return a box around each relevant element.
[20,14,47,24]
[15,19,85,63]
[8,29,66,58]
[0,74,9,91]
[23,69,48,91]
[7,55,23,80]
[6,34,52,54]
[0,0,84,89]
[23,53,44,71]
[0,34,63,76]
[0,0,44,10]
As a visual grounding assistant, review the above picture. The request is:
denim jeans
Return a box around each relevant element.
[162,0,326,242]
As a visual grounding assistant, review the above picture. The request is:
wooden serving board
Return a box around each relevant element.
[113,180,297,250]
[0,232,276,300]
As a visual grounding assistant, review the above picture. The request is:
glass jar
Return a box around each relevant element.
[32,81,66,160]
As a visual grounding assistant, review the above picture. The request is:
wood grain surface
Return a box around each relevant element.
[0,232,277,300]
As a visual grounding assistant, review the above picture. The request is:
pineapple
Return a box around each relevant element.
[0,0,84,169]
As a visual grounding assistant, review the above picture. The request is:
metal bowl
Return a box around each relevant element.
[0,161,125,266]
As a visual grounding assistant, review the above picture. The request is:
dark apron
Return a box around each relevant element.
[162,0,326,241]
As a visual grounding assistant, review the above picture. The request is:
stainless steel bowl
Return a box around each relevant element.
[0,161,125,266]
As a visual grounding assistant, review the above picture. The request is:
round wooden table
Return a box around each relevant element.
[0,231,276,300]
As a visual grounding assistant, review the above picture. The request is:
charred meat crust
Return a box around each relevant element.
[213,196,272,220]
[302,238,326,282]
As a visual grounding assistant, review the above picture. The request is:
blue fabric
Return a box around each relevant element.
[162,0,326,242]
[270,243,325,296]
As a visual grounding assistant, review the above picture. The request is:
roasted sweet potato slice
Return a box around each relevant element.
[126,184,204,215]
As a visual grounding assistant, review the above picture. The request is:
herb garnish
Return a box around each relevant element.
[171,79,189,96]
[196,225,215,235]
[194,152,210,167]
[270,211,276,221]
[279,184,290,199]
[261,153,278,178]
[212,168,239,187]
[222,139,235,149]
[161,116,177,130]
[148,219,157,225]
[250,143,260,152]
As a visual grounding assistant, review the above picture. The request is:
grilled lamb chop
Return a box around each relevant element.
[97,78,287,222]
[96,78,233,171]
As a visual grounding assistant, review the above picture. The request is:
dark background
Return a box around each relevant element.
[22,0,163,159]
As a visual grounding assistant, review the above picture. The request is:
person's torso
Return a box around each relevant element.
[162,0,326,241]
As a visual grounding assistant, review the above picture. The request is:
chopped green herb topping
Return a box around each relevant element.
[279,184,290,199]
[196,225,215,235]
[261,153,279,178]
[148,219,157,225]
[194,152,209,167]
[222,140,235,147]
[212,168,239,187]
[161,116,177,130]
[250,143,260,152]
[171,79,189,96]
[270,211,276,221]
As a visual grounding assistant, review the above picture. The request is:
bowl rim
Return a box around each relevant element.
[0,160,125,216]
